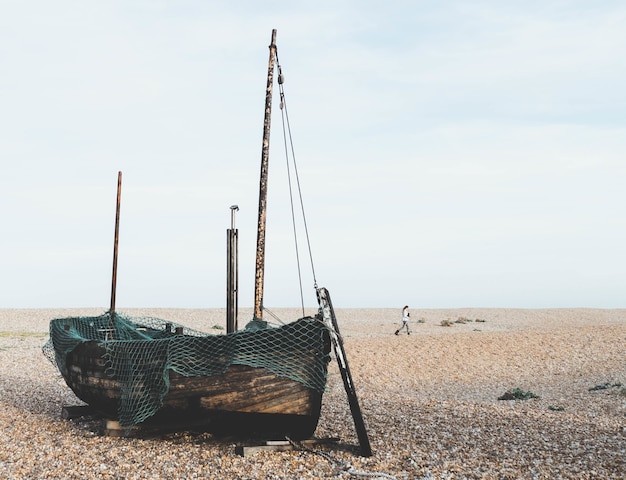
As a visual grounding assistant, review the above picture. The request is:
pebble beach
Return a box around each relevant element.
[1,307,624,479]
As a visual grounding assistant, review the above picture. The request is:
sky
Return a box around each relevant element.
[1,1,625,309]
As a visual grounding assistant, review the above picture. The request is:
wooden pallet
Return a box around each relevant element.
[236,438,339,456]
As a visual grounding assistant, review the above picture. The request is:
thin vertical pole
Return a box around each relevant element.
[234,211,239,331]
[226,228,232,332]
[110,171,122,313]
[253,29,277,320]
[226,205,239,333]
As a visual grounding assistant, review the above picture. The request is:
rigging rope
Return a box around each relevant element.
[275,52,319,317]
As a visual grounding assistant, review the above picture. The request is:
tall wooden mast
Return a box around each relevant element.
[110,171,122,313]
[253,29,277,320]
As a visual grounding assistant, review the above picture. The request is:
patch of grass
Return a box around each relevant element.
[589,382,611,391]
[588,382,622,392]
[548,405,565,412]
[498,388,540,401]
[455,317,473,324]
[211,325,225,330]
[443,317,486,325]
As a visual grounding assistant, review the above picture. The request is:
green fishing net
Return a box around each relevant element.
[43,312,331,427]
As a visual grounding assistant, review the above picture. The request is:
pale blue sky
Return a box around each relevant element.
[1,1,625,308]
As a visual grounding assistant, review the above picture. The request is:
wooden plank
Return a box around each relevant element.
[104,419,128,437]
[237,444,294,456]
[266,437,339,446]
[317,287,372,457]
[237,437,339,456]
[61,405,96,420]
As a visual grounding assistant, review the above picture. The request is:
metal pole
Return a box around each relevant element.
[110,171,122,313]
[232,207,239,332]
[226,205,239,333]
[253,29,277,321]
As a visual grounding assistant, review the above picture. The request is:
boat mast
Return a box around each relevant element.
[253,29,277,320]
[110,171,122,314]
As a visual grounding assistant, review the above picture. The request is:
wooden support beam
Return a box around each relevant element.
[317,287,372,457]
[236,438,339,457]
[61,405,96,420]
[104,419,128,437]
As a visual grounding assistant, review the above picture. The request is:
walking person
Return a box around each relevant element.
[395,305,411,335]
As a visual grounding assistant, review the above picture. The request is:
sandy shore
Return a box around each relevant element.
[1,308,624,479]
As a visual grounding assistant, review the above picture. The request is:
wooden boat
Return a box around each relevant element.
[47,312,331,438]
[44,30,334,439]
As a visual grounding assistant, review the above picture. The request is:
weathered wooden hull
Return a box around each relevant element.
[61,339,326,439]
